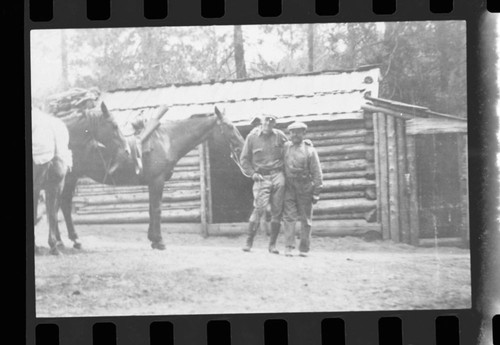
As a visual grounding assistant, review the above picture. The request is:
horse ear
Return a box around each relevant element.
[101,102,110,118]
[214,106,221,117]
[214,106,226,120]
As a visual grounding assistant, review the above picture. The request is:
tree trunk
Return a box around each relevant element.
[233,25,247,79]
[435,22,450,93]
[307,24,314,72]
[61,30,69,89]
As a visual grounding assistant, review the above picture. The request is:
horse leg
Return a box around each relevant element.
[54,172,66,249]
[33,185,42,226]
[46,161,68,255]
[61,172,82,249]
[33,163,49,254]
[33,181,43,255]
[45,181,60,255]
[33,163,48,224]
[148,174,166,250]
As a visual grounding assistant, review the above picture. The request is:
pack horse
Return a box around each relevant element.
[32,108,73,255]
[33,87,244,252]
[63,105,245,250]
[40,88,244,251]
[34,89,131,254]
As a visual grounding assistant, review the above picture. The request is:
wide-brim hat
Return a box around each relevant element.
[261,114,277,122]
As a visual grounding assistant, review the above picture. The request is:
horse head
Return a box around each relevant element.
[86,101,130,176]
[214,106,248,177]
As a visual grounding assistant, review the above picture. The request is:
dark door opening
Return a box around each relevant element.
[208,127,254,223]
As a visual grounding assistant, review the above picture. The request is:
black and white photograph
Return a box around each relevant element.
[30,21,471,317]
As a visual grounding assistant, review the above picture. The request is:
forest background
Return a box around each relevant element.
[30,21,466,117]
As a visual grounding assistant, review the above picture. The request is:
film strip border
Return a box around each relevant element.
[35,313,500,345]
[28,0,500,23]
[25,1,499,345]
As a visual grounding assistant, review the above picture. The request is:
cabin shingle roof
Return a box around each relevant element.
[103,66,465,135]
[103,67,381,129]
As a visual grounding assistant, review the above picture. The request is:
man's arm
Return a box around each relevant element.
[239,135,256,177]
[276,129,289,146]
[309,148,323,200]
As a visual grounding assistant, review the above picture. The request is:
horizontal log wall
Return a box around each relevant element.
[305,119,377,226]
[72,147,202,224]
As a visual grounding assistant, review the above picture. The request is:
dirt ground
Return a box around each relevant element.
[32,220,471,317]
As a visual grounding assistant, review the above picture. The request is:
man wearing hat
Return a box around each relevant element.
[282,121,323,257]
[247,116,272,236]
[240,114,288,254]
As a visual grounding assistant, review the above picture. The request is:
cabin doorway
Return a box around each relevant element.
[208,127,254,223]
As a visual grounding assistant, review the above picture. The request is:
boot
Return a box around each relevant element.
[283,221,296,256]
[268,222,281,254]
[242,222,258,252]
[261,219,271,236]
[283,221,296,249]
[298,223,312,256]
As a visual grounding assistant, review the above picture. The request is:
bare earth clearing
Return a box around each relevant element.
[33,222,471,317]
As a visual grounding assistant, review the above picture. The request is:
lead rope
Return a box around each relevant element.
[217,124,252,178]
[97,144,115,185]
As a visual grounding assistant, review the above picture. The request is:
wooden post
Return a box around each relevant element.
[397,119,411,244]
[361,104,413,120]
[406,135,420,245]
[457,134,470,246]
[199,144,208,237]
[387,116,400,242]
[364,112,374,129]
[378,113,390,240]
[372,112,382,224]
[204,141,213,224]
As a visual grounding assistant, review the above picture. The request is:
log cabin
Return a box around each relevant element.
[71,66,468,246]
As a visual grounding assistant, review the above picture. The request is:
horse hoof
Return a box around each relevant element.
[73,242,82,250]
[151,242,166,250]
[56,241,65,249]
[49,247,61,256]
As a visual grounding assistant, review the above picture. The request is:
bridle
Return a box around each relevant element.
[216,120,251,178]
[84,109,118,185]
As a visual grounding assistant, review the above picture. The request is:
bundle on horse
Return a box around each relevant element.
[63,103,245,250]
[42,88,131,251]
[32,108,73,255]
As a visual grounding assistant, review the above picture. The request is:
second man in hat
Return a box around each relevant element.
[282,121,323,257]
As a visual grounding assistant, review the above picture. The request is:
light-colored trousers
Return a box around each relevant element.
[283,178,314,252]
[249,171,285,224]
